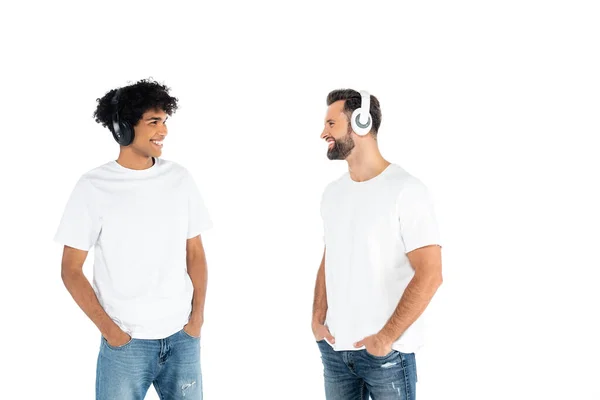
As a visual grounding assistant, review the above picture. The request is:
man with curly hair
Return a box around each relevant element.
[54,79,211,399]
[312,89,443,399]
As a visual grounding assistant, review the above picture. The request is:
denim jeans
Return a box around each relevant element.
[96,329,202,400]
[317,340,417,400]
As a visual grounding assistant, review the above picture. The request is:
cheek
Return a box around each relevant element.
[133,127,152,143]
[331,129,344,140]
[335,123,350,136]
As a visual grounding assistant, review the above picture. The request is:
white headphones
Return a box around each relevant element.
[351,90,373,136]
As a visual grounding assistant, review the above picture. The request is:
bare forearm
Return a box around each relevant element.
[61,271,120,337]
[187,259,207,324]
[379,273,442,343]
[312,255,327,326]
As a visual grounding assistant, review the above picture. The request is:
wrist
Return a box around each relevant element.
[188,313,204,325]
[312,317,325,329]
[376,331,394,347]
[101,322,122,338]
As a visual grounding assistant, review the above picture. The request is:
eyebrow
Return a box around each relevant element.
[326,119,335,123]
[145,116,168,122]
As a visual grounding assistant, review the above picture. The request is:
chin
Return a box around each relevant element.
[327,151,343,161]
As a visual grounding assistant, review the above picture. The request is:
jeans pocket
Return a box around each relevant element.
[102,335,133,350]
[363,349,397,360]
[181,328,201,339]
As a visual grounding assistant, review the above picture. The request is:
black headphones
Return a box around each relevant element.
[110,88,134,146]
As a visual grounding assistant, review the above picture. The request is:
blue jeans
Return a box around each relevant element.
[96,329,202,400]
[317,340,417,400]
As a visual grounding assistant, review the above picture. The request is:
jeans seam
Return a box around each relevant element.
[95,356,100,397]
[155,380,165,400]
[344,352,361,378]
[401,353,411,400]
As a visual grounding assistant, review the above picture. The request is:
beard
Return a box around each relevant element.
[327,127,355,160]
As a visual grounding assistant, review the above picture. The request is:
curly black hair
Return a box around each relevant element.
[326,89,382,135]
[93,79,178,131]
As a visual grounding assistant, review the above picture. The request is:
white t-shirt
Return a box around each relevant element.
[321,164,441,353]
[54,158,212,339]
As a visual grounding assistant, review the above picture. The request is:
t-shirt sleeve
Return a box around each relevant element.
[186,173,213,239]
[53,178,102,251]
[397,179,442,253]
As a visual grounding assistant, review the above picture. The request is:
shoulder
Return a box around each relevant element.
[154,159,196,184]
[158,160,208,193]
[385,164,430,194]
[156,158,188,174]
[384,165,435,211]
[74,162,113,191]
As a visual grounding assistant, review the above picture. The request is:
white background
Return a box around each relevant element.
[1,1,599,399]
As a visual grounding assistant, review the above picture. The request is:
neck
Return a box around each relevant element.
[346,138,390,182]
[116,147,155,170]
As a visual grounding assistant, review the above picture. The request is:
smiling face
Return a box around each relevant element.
[320,100,355,160]
[128,108,169,158]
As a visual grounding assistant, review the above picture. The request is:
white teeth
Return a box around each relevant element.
[151,140,163,146]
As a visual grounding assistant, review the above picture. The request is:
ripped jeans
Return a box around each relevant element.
[317,340,417,400]
[96,329,202,400]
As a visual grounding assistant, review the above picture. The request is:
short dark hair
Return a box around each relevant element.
[93,79,179,131]
[326,89,382,135]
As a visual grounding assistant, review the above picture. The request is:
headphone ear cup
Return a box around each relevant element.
[351,108,372,136]
[110,125,122,144]
[120,121,134,146]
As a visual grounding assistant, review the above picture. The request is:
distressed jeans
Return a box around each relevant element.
[317,340,417,400]
[96,329,202,399]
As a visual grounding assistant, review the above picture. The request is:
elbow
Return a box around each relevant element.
[61,266,81,285]
[60,268,71,285]
[421,270,443,290]
[432,269,443,288]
